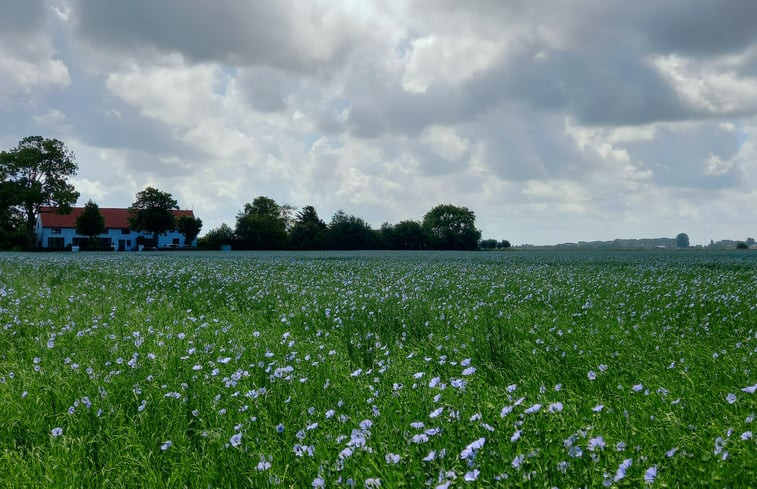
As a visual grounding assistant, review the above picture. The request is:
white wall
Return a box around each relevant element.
[36,224,196,249]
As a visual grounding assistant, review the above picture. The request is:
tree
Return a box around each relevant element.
[676,233,690,249]
[289,205,327,250]
[0,180,25,250]
[326,211,379,250]
[128,187,179,248]
[198,223,236,250]
[0,136,80,245]
[499,239,511,249]
[235,196,288,249]
[177,215,203,246]
[422,204,481,250]
[479,238,498,249]
[76,200,105,248]
[380,220,428,250]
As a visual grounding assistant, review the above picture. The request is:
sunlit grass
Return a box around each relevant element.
[0,250,755,487]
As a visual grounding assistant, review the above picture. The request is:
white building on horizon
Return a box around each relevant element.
[35,207,197,250]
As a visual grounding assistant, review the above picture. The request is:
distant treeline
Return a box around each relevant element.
[518,234,755,250]
[199,196,493,251]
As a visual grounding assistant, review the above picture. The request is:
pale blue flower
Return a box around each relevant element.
[644,465,657,484]
[230,432,242,447]
[463,469,480,481]
[511,453,524,469]
[614,458,632,482]
[524,403,542,414]
[385,453,400,464]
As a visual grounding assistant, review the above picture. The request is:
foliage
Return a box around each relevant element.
[197,223,236,250]
[75,200,106,247]
[481,239,512,250]
[736,241,749,249]
[0,181,25,250]
[480,238,498,249]
[289,205,327,250]
[0,136,79,246]
[326,210,379,250]
[0,251,755,487]
[128,187,179,247]
[422,204,481,250]
[177,215,203,246]
[676,233,690,249]
[380,220,428,250]
[235,196,288,250]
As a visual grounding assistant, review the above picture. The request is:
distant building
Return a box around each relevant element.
[36,207,196,250]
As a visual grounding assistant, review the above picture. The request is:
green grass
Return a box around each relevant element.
[0,250,755,487]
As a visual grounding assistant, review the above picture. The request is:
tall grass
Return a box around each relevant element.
[0,250,755,487]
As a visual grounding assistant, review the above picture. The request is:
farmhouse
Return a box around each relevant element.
[35,207,196,250]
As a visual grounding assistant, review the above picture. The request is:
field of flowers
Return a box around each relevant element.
[0,250,755,487]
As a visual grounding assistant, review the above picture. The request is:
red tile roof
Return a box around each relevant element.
[39,207,194,229]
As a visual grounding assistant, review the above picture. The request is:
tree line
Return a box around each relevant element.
[200,196,484,251]
[1,136,505,251]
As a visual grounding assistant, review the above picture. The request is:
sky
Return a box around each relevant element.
[2,0,757,246]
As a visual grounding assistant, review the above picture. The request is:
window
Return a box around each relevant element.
[51,228,61,234]
[121,229,131,235]
[48,237,64,248]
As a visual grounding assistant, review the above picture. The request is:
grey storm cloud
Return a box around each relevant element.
[72,0,360,71]
[65,0,757,137]
[0,0,47,36]
[621,0,757,57]
[2,0,757,243]
[237,66,301,113]
[346,0,757,138]
[623,123,743,188]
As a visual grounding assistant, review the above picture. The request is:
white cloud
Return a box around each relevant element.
[653,54,757,115]
[402,35,504,93]
[2,0,757,245]
[0,49,70,103]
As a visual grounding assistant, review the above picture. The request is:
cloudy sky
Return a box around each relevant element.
[3,0,757,245]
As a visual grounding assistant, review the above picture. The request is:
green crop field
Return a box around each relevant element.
[0,251,755,488]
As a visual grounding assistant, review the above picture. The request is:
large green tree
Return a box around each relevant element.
[235,196,288,249]
[76,200,106,249]
[128,187,179,248]
[198,223,235,250]
[0,181,25,250]
[289,205,327,250]
[177,215,203,246]
[422,204,481,250]
[380,220,428,250]
[326,210,379,250]
[0,136,80,245]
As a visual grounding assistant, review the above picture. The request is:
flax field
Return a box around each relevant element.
[0,251,755,488]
